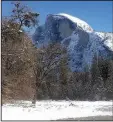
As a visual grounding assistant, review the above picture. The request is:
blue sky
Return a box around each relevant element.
[2,1,112,32]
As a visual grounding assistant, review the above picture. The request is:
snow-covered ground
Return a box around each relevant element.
[2,100,113,120]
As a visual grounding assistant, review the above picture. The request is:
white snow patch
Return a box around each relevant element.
[96,32,113,51]
[68,33,79,51]
[2,100,112,120]
[58,13,93,32]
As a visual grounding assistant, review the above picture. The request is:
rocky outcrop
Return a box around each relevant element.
[33,13,113,71]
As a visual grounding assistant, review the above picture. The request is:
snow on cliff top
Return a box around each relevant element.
[58,13,93,32]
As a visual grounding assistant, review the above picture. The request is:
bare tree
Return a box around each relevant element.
[32,43,68,104]
[11,1,39,30]
[2,2,39,104]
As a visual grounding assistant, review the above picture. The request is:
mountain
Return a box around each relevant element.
[33,13,113,71]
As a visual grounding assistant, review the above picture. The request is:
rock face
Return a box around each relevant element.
[33,13,113,71]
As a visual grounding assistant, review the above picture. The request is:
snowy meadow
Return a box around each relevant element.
[2,100,113,120]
